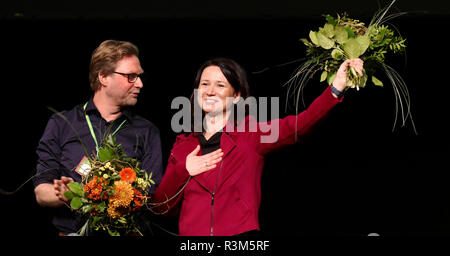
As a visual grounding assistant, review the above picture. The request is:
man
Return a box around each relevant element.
[33,40,163,235]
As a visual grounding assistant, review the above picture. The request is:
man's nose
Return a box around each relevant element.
[134,77,143,88]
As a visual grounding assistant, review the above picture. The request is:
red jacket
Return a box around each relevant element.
[153,86,342,236]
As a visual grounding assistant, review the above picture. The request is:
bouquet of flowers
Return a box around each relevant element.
[64,134,155,236]
[286,0,416,134]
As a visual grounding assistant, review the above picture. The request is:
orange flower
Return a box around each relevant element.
[109,180,134,208]
[133,188,143,211]
[84,176,107,200]
[107,204,127,219]
[119,168,136,183]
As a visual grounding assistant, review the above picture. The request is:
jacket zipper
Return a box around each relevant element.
[210,192,215,236]
[210,159,224,236]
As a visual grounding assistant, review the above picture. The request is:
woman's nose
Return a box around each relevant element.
[206,86,215,95]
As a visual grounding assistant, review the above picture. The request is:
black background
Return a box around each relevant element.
[0,0,449,245]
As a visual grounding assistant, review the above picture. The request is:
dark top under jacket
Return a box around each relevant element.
[198,132,222,155]
[33,97,163,234]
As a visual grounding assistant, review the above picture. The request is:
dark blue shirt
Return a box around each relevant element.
[33,97,163,234]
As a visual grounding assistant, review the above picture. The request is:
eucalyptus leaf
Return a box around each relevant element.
[356,35,370,56]
[323,24,335,38]
[372,76,384,87]
[67,182,84,197]
[317,32,334,49]
[309,31,319,45]
[324,14,337,26]
[331,48,343,60]
[320,71,328,82]
[70,197,83,210]
[334,25,348,44]
[327,72,336,85]
[300,38,313,47]
[345,26,355,38]
[343,38,361,58]
[359,73,368,88]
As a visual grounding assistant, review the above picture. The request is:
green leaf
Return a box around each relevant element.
[372,76,384,87]
[342,35,369,59]
[96,201,107,212]
[98,147,114,162]
[327,72,336,85]
[70,197,83,210]
[359,73,368,88]
[118,217,127,224]
[334,25,348,44]
[105,134,116,146]
[320,71,328,82]
[317,32,334,49]
[331,48,343,60]
[356,35,370,56]
[324,14,337,26]
[107,228,120,236]
[345,26,355,38]
[309,31,319,45]
[299,38,313,47]
[91,216,100,228]
[322,24,335,38]
[67,182,84,197]
[63,191,74,200]
[343,38,361,59]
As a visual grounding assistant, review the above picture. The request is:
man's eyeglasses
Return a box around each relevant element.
[113,71,144,83]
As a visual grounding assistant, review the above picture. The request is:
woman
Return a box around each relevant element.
[153,57,363,236]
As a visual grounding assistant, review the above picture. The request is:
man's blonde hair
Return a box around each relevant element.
[89,40,139,91]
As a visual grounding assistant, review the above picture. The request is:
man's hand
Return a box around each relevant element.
[54,176,74,203]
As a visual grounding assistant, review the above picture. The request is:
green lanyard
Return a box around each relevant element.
[83,102,127,156]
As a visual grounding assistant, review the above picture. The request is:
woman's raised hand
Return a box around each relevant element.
[332,58,364,92]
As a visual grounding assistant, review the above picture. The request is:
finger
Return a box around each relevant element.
[54,179,62,189]
[200,164,217,173]
[210,148,223,155]
[349,60,363,77]
[209,157,222,165]
[206,164,217,170]
[204,152,224,162]
[61,176,74,184]
[355,64,364,77]
[340,59,354,74]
